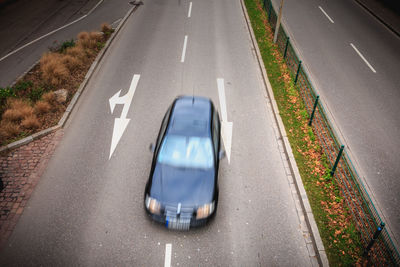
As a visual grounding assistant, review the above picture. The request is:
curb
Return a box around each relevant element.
[0,4,139,154]
[240,0,329,266]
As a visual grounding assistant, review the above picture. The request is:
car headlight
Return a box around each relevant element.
[145,195,161,215]
[196,202,215,219]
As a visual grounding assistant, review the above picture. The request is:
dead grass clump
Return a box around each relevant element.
[42,92,57,105]
[2,109,24,122]
[101,23,112,34]
[89,31,103,42]
[6,98,27,110]
[77,31,95,49]
[65,46,88,64]
[21,114,40,129]
[40,52,60,66]
[40,54,70,86]
[2,99,33,122]
[61,54,82,71]
[34,100,51,114]
[0,121,20,139]
[78,31,90,42]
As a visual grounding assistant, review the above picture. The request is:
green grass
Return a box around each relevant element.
[244,0,362,265]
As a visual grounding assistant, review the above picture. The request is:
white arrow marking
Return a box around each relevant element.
[217,78,233,163]
[109,74,140,159]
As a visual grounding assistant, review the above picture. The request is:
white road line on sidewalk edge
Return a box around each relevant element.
[181,35,188,63]
[0,0,104,63]
[164,244,172,267]
[188,2,192,18]
[350,43,377,73]
[318,6,334,23]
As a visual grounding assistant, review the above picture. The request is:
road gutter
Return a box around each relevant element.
[240,0,328,265]
[0,4,140,154]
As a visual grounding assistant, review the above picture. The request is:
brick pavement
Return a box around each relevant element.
[0,130,63,249]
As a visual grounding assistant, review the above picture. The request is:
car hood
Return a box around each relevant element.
[150,163,215,207]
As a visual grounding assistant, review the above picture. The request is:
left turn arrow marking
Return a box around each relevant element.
[109,74,140,159]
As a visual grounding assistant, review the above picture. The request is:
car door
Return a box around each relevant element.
[211,106,221,165]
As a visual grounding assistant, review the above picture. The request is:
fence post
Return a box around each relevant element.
[363,223,385,257]
[283,37,290,58]
[273,0,284,43]
[330,145,344,177]
[308,96,319,126]
[294,61,302,84]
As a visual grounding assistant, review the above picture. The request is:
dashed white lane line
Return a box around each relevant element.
[0,0,104,63]
[164,243,172,267]
[350,43,377,73]
[318,6,334,24]
[188,2,192,18]
[181,35,188,63]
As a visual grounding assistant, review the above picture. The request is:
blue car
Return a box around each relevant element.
[144,96,224,230]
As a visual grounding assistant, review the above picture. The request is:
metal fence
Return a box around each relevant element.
[262,0,400,265]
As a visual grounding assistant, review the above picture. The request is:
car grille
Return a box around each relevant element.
[165,205,194,230]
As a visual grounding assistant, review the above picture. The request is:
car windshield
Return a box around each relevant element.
[157,135,214,169]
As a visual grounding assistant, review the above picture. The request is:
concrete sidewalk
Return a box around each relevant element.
[354,0,400,37]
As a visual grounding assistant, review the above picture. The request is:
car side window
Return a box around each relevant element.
[212,108,220,159]
[156,104,173,150]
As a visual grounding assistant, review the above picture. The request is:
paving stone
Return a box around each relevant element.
[0,130,63,248]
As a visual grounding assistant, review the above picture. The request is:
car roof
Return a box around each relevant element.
[167,96,212,137]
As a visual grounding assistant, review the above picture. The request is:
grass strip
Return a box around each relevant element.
[244,0,363,265]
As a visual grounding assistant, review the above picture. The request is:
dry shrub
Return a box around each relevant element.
[101,23,112,34]
[89,31,103,42]
[6,98,27,109]
[34,100,51,114]
[78,31,90,41]
[61,54,82,71]
[66,46,88,64]
[21,114,40,129]
[2,109,24,122]
[41,91,61,111]
[40,54,70,86]
[2,99,33,122]
[20,105,33,118]
[0,120,20,139]
[81,39,97,49]
[77,31,98,49]
[42,92,56,105]
[40,52,60,66]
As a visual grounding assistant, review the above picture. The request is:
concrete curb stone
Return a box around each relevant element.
[240,0,329,266]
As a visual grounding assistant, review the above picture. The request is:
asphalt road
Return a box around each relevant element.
[272,0,400,245]
[0,0,313,265]
[0,0,132,87]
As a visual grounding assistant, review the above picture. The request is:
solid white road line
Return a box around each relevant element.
[318,6,334,24]
[164,244,172,267]
[188,2,192,18]
[0,0,104,63]
[350,43,377,73]
[217,78,233,164]
[181,35,188,63]
[217,78,228,122]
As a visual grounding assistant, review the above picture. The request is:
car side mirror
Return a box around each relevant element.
[149,143,155,153]
[218,150,226,160]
